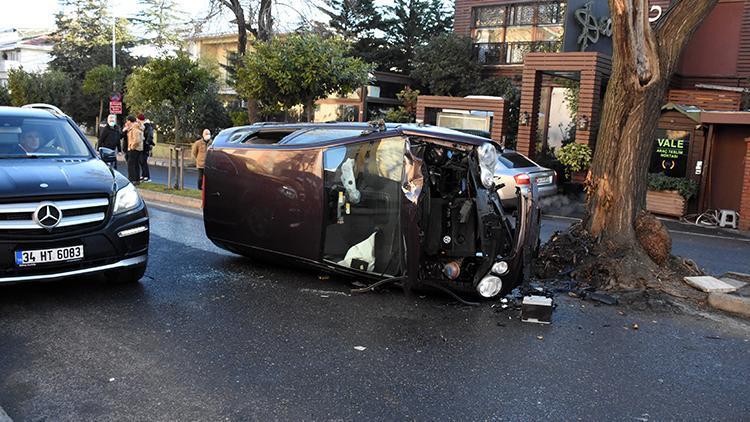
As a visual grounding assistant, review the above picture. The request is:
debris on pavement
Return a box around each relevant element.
[719,277,747,290]
[521,295,553,324]
[684,276,741,293]
[587,291,618,305]
[707,293,750,318]
[353,346,367,351]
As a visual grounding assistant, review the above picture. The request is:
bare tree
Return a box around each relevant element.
[583,0,718,286]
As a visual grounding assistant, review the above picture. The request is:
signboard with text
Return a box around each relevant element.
[109,100,122,114]
[649,129,690,178]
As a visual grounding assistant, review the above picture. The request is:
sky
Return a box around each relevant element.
[0,0,362,34]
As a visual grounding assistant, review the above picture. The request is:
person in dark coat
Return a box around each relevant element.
[96,114,121,169]
[138,114,155,181]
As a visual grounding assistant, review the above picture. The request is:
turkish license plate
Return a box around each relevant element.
[536,175,553,185]
[15,245,84,267]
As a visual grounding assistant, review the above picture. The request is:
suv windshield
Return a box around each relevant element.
[0,117,91,158]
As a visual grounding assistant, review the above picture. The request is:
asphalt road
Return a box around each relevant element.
[1,205,749,420]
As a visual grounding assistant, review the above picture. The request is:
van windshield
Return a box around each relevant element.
[0,117,91,158]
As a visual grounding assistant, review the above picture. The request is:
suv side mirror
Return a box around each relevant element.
[99,147,116,163]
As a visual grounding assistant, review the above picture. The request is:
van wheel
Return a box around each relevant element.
[107,264,147,284]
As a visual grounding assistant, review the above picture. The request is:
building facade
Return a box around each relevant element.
[450,0,750,229]
[0,28,55,86]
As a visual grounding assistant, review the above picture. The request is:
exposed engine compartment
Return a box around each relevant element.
[414,141,516,294]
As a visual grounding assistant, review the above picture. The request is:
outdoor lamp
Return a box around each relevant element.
[577,115,590,131]
[520,111,530,126]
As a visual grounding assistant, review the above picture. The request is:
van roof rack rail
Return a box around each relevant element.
[21,103,66,116]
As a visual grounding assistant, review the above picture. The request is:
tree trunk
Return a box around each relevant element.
[173,114,180,144]
[304,99,315,123]
[257,0,273,42]
[585,0,718,253]
[97,98,103,136]
[231,0,247,56]
[247,100,259,123]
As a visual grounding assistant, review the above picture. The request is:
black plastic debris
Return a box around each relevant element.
[587,291,618,305]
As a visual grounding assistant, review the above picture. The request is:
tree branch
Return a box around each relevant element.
[655,0,719,73]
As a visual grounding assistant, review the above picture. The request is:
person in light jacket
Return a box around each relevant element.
[191,129,211,190]
[123,115,145,184]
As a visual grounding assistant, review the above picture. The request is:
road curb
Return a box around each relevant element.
[0,405,12,422]
[708,293,750,318]
[137,188,202,209]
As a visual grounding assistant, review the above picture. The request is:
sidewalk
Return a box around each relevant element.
[540,192,749,240]
[117,156,196,168]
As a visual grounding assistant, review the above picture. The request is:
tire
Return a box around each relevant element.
[106,264,147,284]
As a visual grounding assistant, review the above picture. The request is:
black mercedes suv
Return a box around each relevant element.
[0,105,148,285]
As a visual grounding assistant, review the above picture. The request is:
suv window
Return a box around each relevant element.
[498,152,535,169]
[281,129,364,145]
[0,117,91,158]
[242,130,297,145]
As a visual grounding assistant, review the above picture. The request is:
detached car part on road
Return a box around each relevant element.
[203,122,540,298]
[0,106,149,285]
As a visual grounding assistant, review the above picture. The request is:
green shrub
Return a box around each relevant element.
[556,142,592,175]
[647,173,699,200]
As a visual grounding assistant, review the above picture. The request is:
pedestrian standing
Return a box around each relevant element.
[138,114,155,181]
[96,114,121,169]
[191,128,211,190]
[124,115,145,185]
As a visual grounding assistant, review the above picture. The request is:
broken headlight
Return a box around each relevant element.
[477,142,498,189]
[477,275,503,298]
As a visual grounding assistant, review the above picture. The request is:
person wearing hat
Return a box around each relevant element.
[137,114,155,181]
[96,114,122,169]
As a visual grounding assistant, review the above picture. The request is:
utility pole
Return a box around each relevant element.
[112,15,116,91]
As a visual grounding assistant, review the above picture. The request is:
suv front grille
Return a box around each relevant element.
[0,197,110,234]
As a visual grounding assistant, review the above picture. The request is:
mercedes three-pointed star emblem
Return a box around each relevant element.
[33,202,62,230]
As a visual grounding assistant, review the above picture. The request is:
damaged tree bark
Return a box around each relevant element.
[582,0,718,287]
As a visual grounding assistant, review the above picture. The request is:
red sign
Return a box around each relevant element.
[109,100,122,115]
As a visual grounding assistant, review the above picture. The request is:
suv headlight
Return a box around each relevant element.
[113,183,142,214]
[477,142,498,188]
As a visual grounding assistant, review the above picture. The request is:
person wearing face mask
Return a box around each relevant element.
[191,128,211,190]
[96,114,122,169]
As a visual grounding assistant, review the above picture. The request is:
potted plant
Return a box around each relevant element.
[646,173,699,217]
[556,142,592,184]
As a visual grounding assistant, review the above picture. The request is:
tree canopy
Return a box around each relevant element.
[411,33,482,97]
[49,0,141,125]
[7,69,74,112]
[126,54,230,143]
[382,0,453,72]
[134,0,188,52]
[235,34,373,121]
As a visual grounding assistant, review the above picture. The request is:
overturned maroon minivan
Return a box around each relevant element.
[202,122,540,299]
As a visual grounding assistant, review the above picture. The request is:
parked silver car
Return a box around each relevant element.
[494,150,557,208]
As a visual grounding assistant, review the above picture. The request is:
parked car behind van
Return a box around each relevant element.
[494,150,557,208]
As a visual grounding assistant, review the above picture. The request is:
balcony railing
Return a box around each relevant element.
[473,41,562,65]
